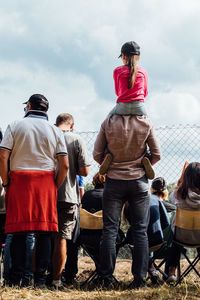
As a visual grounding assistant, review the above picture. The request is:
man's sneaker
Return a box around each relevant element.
[166,274,177,284]
[128,279,147,289]
[99,153,113,175]
[142,157,155,180]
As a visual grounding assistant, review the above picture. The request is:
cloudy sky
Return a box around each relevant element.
[1,0,200,132]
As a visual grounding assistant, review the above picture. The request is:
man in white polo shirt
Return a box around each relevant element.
[0,94,69,288]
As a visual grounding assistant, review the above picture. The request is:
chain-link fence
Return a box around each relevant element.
[78,124,200,280]
[79,124,200,186]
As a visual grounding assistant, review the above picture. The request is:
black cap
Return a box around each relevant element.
[119,41,140,58]
[151,177,167,192]
[23,94,49,110]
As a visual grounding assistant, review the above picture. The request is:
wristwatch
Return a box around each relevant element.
[2,180,10,188]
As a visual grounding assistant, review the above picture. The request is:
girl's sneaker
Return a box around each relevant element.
[142,157,155,180]
[99,153,113,175]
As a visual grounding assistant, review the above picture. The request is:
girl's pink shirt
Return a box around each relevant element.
[113,65,148,103]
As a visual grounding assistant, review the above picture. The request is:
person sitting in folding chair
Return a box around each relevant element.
[166,162,200,284]
[124,177,175,284]
[148,177,176,283]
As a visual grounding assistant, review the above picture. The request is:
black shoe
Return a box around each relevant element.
[21,277,34,288]
[64,278,78,287]
[34,283,48,289]
[8,279,21,288]
[128,280,147,289]
[91,276,118,290]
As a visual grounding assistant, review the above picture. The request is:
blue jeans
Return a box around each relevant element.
[8,233,51,285]
[3,234,35,281]
[98,176,149,284]
[3,234,13,280]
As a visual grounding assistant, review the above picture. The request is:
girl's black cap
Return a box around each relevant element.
[119,41,140,58]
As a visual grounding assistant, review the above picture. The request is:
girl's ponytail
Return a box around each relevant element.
[119,41,140,89]
[127,55,138,89]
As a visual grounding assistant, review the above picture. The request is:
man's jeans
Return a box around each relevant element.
[4,234,35,281]
[9,233,51,285]
[99,176,149,284]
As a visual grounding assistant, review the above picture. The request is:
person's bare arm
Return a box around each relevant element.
[177,161,189,187]
[77,166,89,177]
[79,187,84,200]
[56,155,69,189]
[0,149,10,186]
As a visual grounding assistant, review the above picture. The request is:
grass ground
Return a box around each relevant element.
[0,257,200,299]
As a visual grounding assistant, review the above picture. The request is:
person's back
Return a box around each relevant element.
[114,65,148,103]
[57,131,89,203]
[82,188,103,213]
[148,194,170,247]
[4,117,62,171]
[93,115,161,180]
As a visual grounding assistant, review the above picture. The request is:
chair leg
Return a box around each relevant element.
[81,270,98,287]
[175,254,200,285]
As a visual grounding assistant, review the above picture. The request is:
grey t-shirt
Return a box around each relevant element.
[57,131,90,204]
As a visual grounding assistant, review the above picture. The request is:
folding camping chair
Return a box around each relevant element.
[173,207,200,285]
[79,208,124,287]
[147,223,175,284]
[79,208,104,286]
[148,242,168,283]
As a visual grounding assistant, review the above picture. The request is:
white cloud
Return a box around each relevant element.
[0,0,200,134]
[0,12,26,35]
[147,91,200,127]
[0,60,110,132]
